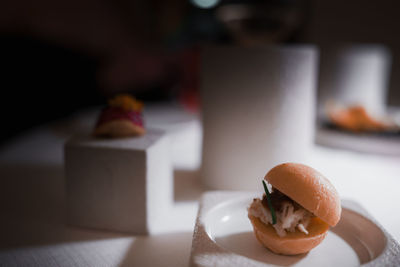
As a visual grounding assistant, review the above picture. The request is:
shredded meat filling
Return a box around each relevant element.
[248,188,315,237]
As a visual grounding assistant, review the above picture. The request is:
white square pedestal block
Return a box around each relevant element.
[64,129,172,235]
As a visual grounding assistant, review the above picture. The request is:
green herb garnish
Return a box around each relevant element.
[262,180,277,225]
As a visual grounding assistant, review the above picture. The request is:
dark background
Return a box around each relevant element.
[1,0,400,144]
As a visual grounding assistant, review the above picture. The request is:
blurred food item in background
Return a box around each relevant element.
[93,94,146,138]
[216,1,308,45]
[326,102,398,133]
[315,45,400,154]
[317,44,392,123]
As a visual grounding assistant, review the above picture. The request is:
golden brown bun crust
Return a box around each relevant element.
[249,215,329,255]
[265,163,341,227]
[93,119,146,138]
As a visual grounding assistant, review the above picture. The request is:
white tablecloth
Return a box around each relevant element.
[0,103,399,266]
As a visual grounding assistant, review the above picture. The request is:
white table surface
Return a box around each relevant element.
[0,103,399,267]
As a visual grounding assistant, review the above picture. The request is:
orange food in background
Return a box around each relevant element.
[93,94,146,138]
[108,94,144,112]
[328,105,388,133]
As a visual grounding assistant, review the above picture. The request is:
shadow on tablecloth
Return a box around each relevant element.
[0,162,126,250]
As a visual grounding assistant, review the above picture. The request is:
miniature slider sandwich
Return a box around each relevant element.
[93,94,146,138]
[248,163,341,255]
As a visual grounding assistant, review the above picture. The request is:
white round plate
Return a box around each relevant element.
[203,197,386,267]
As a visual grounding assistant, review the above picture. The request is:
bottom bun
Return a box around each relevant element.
[248,215,330,255]
[93,119,145,138]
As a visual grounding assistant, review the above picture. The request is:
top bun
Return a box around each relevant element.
[265,163,341,226]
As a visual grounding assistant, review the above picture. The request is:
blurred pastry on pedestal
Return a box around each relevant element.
[93,94,145,138]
